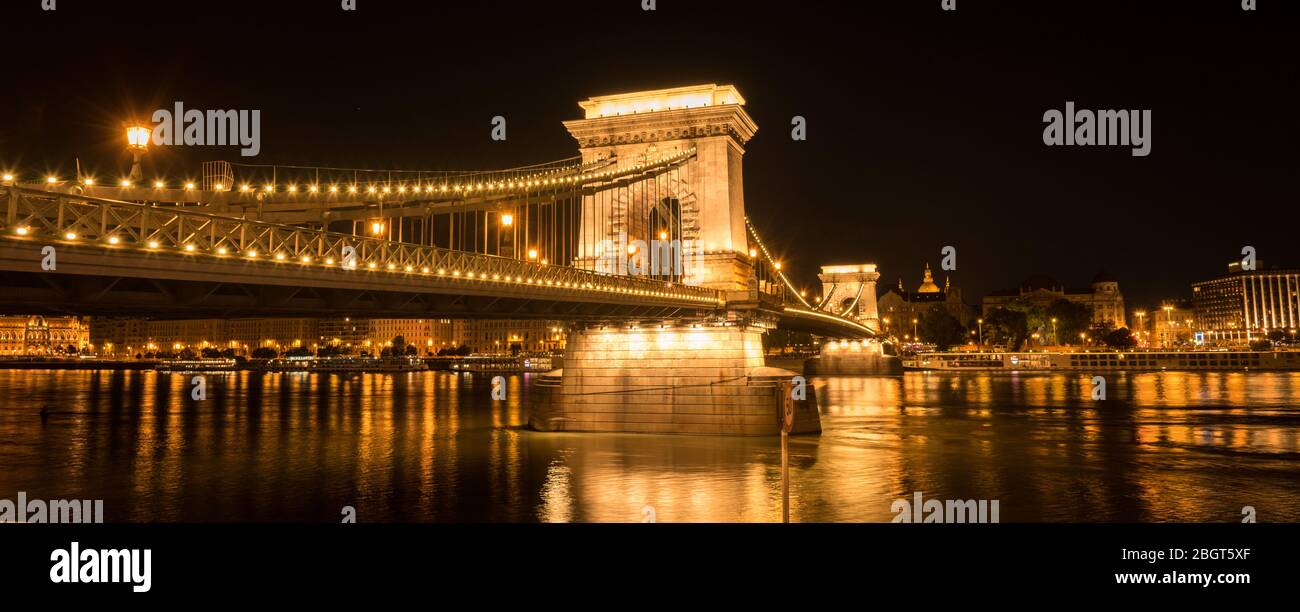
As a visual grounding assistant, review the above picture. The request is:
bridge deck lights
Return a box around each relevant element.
[246,250,258,257]
[184,244,195,252]
[274,253,286,261]
[302,256,312,263]
[368,262,377,269]
[64,232,77,240]
[107,236,120,245]
[325,257,335,265]
[185,182,195,190]
[405,265,414,272]
[147,241,160,249]
[2,174,13,182]
[47,176,58,184]
[217,247,228,255]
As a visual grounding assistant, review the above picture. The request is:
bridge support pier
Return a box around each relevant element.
[803,339,901,376]
[530,322,820,436]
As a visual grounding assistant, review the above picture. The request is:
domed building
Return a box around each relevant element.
[981,271,1126,328]
[876,263,976,338]
[916,263,943,294]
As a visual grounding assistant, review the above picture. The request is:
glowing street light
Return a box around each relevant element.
[126,124,151,181]
[500,213,513,226]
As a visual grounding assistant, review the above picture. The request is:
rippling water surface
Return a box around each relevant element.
[2,369,1298,522]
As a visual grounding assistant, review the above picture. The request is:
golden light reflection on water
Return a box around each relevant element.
[1,369,1298,522]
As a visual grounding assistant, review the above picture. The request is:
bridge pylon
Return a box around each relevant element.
[817,263,881,333]
[563,84,758,293]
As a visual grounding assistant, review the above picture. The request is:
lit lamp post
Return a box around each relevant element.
[977,318,984,346]
[1162,305,1174,348]
[499,212,514,258]
[912,318,918,342]
[125,124,151,183]
[1134,311,1146,346]
[1051,317,1058,345]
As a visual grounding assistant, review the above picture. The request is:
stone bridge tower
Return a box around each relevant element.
[818,264,881,332]
[563,84,757,293]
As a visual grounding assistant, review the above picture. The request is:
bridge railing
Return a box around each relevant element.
[1,185,722,306]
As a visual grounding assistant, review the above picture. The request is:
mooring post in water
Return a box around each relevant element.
[780,380,795,523]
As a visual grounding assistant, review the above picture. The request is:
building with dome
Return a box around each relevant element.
[981,272,1126,329]
[0,315,91,355]
[876,263,976,337]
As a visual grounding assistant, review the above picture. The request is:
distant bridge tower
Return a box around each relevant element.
[818,264,881,332]
[563,84,758,293]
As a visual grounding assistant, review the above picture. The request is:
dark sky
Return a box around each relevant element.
[1,0,1295,310]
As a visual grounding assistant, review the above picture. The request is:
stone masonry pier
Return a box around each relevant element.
[530,323,820,435]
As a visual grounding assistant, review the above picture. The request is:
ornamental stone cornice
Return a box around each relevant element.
[563,105,758,149]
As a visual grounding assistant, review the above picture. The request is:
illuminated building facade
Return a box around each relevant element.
[461,320,566,353]
[366,319,456,354]
[88,317,566,355]
[0,316,91,355]
[318,317,369,351]
[1192,263,1300,345]
[982,272,1126,329]
[877,264,975,339]
[1153,300,1195,348]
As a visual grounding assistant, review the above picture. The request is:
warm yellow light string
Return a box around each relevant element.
[744,217,812,309]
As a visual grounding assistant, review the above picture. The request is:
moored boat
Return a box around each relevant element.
[905,350,1300,371]
[258,356,427,373]
[155,358,239,372]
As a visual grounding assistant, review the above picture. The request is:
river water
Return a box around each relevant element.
[1,369,1297,522]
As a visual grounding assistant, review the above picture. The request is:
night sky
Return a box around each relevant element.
[1,0,1295,312]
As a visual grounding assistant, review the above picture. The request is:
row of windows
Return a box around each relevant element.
[1070,354,1263,367]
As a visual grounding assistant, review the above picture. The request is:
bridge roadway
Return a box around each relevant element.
[0,184,873,338]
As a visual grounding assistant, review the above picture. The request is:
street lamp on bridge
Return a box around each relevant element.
[125,123,151,182]
[499,212,515,258]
